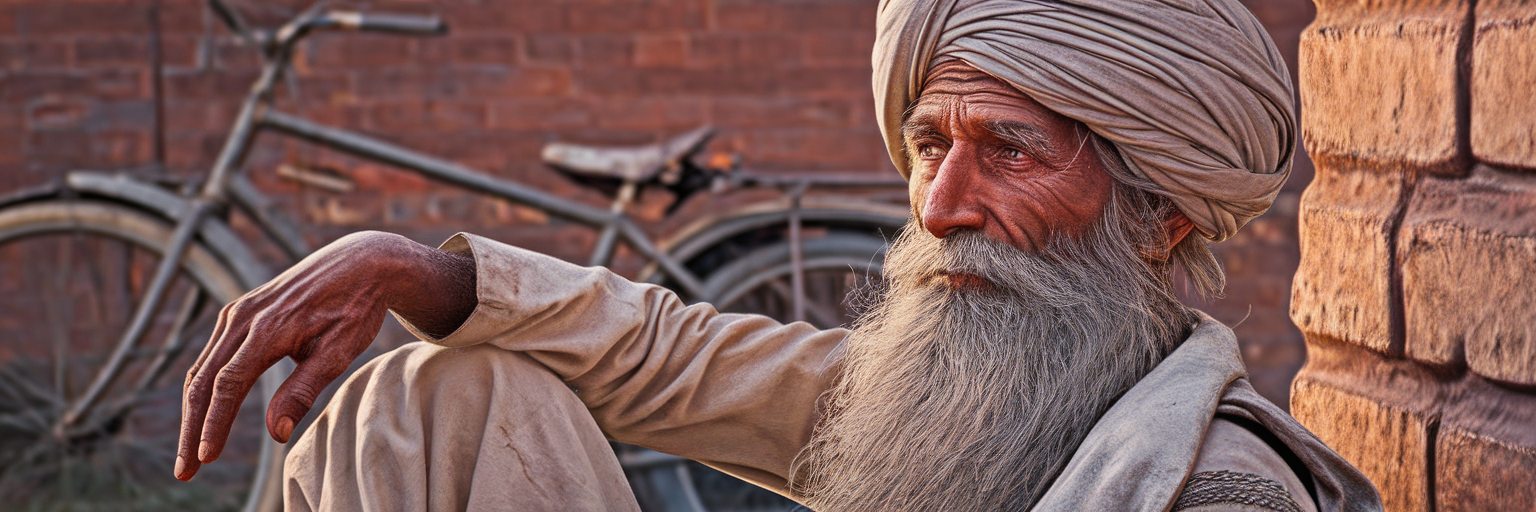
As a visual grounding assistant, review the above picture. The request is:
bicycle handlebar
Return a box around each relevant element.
[323,11,448,36]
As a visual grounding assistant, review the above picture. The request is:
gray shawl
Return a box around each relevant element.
[1035,314,1383,511]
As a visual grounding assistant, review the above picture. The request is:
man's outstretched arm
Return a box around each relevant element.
[174,230,476,481]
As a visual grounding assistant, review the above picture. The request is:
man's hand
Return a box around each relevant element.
[175,231,476,481]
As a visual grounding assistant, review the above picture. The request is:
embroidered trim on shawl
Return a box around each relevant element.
[1171,470,1304,512]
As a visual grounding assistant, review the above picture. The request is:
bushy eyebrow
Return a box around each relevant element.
[901,117,945,145]
[982,120,1054,164]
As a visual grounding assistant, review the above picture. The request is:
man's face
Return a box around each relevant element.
[903,62,1115,254]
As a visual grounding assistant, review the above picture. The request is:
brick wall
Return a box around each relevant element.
[1,0,1318,406]
[1290,0,1536,509]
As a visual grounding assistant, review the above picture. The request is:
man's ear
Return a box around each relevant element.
[1164,210,1197,251]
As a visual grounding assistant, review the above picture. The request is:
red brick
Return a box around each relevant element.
[779,1,877,32]
[156,35,200,69]
[1300,0,1468,172]
[439,2,566,34]
[23,96,92,130]
[300,35,418,70]
[576,34,635,67]
[801,32,874,68]
[163,100,241,132]
[0,38,70,70]
[634,34,686,68]
[284,71,353,104]
[92,99,154,130]
[688,33,798,69]
[87,67,145,100]
[26,129,148,169]
[714,2,777,32]
[365,100,488,133]
[777,66,867,95]
[162,131,226,170]
[15,2,149,36]
[418,36,520,65]
[1290,164,1404,354]
[1399,167,1536,383]
[566,0,706,33]
[354,66,572,99]
[0,6,15,37]
[0,71,91,101]
[1436,420,1536,512]
[488,98,593,131]
[710,96,856,128]
[152,0,205,36]
[1470,0,1536,168]
[73,36,146,66]
[735,127,888,171]
[525,34,576,64]
[348,163,434,195]
[1291,375,1434,512]
[617,67,779,96]
[591,97,707,131]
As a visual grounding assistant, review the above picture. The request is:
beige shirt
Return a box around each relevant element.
[403,233,1348,510]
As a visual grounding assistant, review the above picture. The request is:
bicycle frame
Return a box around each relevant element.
[57,8,711,432]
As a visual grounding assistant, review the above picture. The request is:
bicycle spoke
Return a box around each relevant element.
[0,370,57,434]
[133,287,207,396]
[0,362,61,405]
[0,410,48,432]
[48,234,75,402]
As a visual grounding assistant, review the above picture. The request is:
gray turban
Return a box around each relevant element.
[875,0,1295,242]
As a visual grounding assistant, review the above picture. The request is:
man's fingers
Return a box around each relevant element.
[175,317,249,479]
[266,353,351,443]
[175,303,236,481]
[184,302,234,392]
[197,335,284,463]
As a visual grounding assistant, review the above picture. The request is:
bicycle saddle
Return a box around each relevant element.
[541,126,715,183]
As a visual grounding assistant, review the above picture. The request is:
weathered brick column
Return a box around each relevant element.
[1290,0,1536,510]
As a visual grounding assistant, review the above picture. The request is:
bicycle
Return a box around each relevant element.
[0,1,905,511]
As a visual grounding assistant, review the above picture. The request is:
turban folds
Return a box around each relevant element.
[875,0,1296,242]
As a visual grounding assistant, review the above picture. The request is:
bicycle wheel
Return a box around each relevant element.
[625,232,887,512]
[0,200,283,512]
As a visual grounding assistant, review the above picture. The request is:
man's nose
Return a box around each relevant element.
[921,150,986,239]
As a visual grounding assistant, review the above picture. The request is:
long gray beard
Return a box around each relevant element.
[788,197,1196,511]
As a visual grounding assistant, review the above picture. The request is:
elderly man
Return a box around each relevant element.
[176,0,1382,510]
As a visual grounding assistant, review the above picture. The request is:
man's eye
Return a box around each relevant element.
[918,145,945,159]
[1002,147,1025,160]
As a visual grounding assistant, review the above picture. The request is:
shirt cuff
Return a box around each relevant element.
[391,232,529,348]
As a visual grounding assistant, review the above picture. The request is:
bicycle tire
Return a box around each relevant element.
[625,232,887,512]
[0,200,284,512]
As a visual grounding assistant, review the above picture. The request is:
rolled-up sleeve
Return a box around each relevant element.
[392,232,845,494]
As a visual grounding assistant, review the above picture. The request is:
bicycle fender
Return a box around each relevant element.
[63,171,273,289]
[640,197,908,284]
[0,180,67,209]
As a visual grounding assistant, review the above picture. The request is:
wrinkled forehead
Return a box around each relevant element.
[907,60,1074,132]
[916,61,1027,101]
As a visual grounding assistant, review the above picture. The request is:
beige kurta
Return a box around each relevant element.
[285,233,1377,511]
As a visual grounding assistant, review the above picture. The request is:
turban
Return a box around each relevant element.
[874,0,1296,242]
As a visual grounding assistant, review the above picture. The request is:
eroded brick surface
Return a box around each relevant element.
[1300,0,1467,170]
[1471,0,1536,168]
[1400,167,1536,381]
[1291,166,1402,353]
[1435,418,1536,511]
[1291,375,1434,512]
